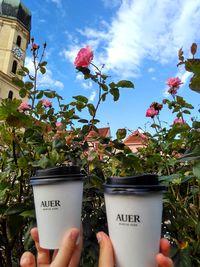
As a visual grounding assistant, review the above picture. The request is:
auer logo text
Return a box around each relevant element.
[116,214,141,226]
[41,200,61,210]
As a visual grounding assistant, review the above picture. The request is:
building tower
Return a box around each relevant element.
[0,0,31,101]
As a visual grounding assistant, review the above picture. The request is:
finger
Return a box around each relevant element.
[69,225,83,267]
[160,238,170,257]
[97,231,114,267]
[156,253,174,267]
[31,227,50,265]
[20,252,36,267]
[51,228,80,267]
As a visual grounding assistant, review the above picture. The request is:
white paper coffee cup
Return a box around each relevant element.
[30,166,85,249]
[104,174,166,267]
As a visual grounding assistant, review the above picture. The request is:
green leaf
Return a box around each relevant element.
[101,92,107,101]
[44,91,55,98]
[76,102,85,112]
[73,95,88,103]
[0,182,9,199]
[40,66,46,74]
[25,81,34,90]
[182,109,191,114]
[109,82,116,89]
[193,161,200,180]
[110,88,119,101]
[78,119,89,123]
[52,139,66,149]
[185,59,200,75]
[87,104,96,117]
[39,61,47,67]
[17,70,26,76]
[36,91,44,99]
[37,156,51,168]
[116,128,127,140]
[17,157,28,168]
[189,74,200,93]
[19,88,27,98]
[99,82,108,91]
[29,74,35,81]
[5,203,27,215]
[36,145,48,154]
[117,80,134,88]
[101,74,108,80]
[20,210,35,218]
[81,124,90,134]
[90,119,100,124]
[21,66,30,74]
[12,77,24,88]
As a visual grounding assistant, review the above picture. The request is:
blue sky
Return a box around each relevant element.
[23,0,200,137]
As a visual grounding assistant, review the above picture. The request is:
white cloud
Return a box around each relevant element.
[63,0,200,78]
[50,0,62,7]
[39,19,46,23]
[177,70,192,85]
[89,91,96,102]
[74,73,96,101]
[60,45,80,65]
[148,68,155,73]
[76,73,84,81]
[25,57,64,90]
[82,81,93,90]
[151,77,156,81]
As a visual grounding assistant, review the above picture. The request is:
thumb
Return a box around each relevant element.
[20,252,36,267]
[96,231,114,267]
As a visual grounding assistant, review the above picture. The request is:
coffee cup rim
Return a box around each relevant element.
[103,174,166,194]
[30,165,86,185]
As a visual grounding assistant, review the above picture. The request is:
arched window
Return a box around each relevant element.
[16,35,22,47]
[8,90,13,100]
[11,60,18,74]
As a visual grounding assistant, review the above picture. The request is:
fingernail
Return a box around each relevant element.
[70,229,79,241]
[96,232,102,243]
[20,257,31,265]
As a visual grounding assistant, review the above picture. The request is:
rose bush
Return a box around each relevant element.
[0,39,199,267]
[136,50,200,266]
[0,40,134,266]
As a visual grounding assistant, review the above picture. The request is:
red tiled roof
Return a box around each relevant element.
[86,127,111,140]
[98,127,110,137]
[124,130,147,144]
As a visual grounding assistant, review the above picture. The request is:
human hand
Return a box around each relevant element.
[96,231,174,267]
[20,227,82,267]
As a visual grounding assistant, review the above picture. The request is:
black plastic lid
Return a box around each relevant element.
[104,174,166,194]
[30,166,86,185]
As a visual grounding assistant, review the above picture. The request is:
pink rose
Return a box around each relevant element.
[43,99,52,108]
[32,43,39,50]
[56,122,62,128]
[18,102,30,111]
[146,107,159,118]
[174,118,186,124]
[166,77,182,88]
[74,46,93,68]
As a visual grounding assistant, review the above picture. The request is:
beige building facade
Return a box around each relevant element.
[0,0,31,101]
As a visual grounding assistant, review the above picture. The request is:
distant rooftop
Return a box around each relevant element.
[0,0,31,31]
